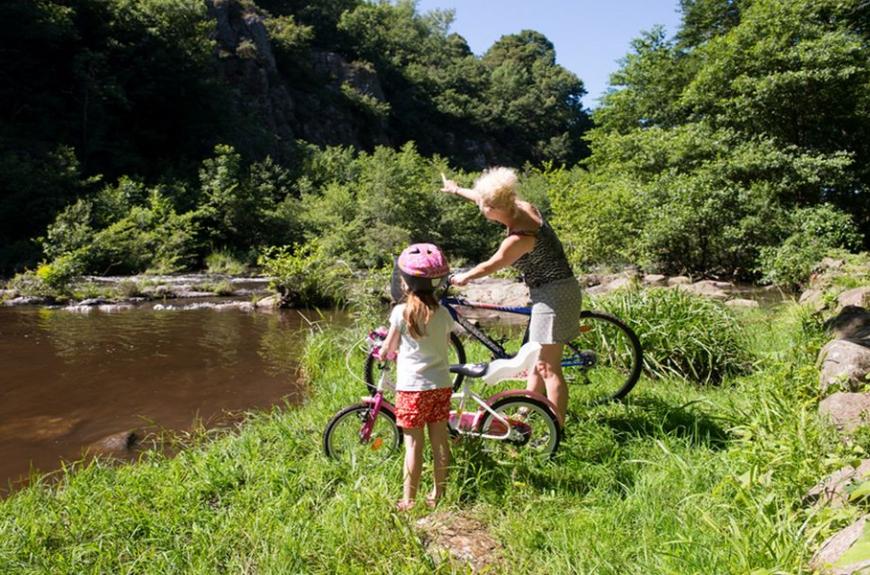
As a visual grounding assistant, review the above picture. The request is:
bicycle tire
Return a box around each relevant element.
[363,331,467,394]
[322,403,401,463]
[477,396,561,461]
[561,310,643,404]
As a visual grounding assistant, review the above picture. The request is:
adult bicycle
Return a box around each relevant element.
[363,281,643,406]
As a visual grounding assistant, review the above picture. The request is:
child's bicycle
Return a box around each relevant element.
[322,342,561,465]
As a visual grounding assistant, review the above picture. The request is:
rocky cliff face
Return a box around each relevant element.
[206,0,390,160]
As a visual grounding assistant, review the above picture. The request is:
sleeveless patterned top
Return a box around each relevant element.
[509,212,575,288]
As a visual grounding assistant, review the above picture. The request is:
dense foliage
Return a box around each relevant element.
[4,0,868,289]
[553,0,868,282]
[0,0,587,274]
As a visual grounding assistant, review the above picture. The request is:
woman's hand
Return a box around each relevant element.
[450,272,470,287]
[440,172,459,195]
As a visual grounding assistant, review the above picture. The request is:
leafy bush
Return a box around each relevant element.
[35,253,82,291]
[258,243,350,307]
[758,204,863,288]
[205,251,248,275]
[593,287,752,383]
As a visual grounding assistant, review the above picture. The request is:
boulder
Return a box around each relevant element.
[819,340,870,393]
[459,279,529,307]
[678,281,729,300]
[602,276,634,292]
[255,295,279,309]
[3,296,49,306]
[725,298,760,309]
[806,460,870,508]
[415,511,503,573]
[87,430,139,457]
[642,274,668,287]
[825,306,870,346]
[667,276,692,286]
[800,288,827,312]
[819,392,870,432]
[839,288,870,311]
[811,515,870,574]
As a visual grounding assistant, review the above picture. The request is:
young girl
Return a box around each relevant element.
[378,243,454,511]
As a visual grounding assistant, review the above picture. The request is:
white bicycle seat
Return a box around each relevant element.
[482,342,541,385]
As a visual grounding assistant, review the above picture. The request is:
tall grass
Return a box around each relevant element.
[593,287,753,384]
[0,303,858,574]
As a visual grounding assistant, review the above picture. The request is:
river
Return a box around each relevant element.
[0,303,338,494]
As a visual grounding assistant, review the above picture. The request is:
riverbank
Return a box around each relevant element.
[0,296,858,573]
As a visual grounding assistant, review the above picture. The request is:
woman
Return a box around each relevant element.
[441,167,581,426]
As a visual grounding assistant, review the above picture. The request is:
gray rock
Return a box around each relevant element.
[97,304,134,313]
[819,392,870,432]
[806,460,870,508]
[77,297,113,306]
[678,281,729,300]
[825,306,870,346]
[255,295,279,309]
[88,430,139,456]
[642,274,667,287]
[725,298,760,309]
[459,279,529,308]
[819,340,870,393]
[63,305,94,313]
[603,277,634,292]
[174,290,214,298]
[667,276,692,286]
[800,288,827,311]
[811,515,870,574]
[819,257,846,271]
[839,288,870,311]
[3,296,49,306]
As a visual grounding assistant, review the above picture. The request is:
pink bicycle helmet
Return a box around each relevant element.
[396,243,449,293]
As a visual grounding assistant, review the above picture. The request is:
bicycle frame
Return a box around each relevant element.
[440,293,596,371]
[440,294,529,359]
[361,361,552,442]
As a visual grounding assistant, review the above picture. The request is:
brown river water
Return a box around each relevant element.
[0,304,339,494]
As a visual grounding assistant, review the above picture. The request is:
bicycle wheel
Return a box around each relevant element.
[477,396,561,462]
[363,331,467,394]
[322,404,401,464]
[561,310,642,405]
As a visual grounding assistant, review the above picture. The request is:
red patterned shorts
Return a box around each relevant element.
[395,388,453,429]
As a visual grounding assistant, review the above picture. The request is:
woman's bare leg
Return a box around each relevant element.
[526,343,567,426]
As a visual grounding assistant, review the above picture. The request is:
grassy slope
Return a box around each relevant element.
[0,304,860,574]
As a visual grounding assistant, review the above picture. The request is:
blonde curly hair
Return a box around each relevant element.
[473,167,518,215]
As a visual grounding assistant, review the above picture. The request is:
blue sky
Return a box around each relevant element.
[414,0,683,108]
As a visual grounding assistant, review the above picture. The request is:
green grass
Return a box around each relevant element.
[0,304,862,574]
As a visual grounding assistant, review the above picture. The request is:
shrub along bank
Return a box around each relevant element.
[0,293,862,573]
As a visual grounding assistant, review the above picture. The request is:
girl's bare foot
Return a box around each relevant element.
[396,499,415,512]
[426,491,442,509]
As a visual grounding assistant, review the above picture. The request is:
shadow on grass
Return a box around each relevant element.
[578,395,732,450]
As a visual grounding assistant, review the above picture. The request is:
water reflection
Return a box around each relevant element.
[0,305,343,494]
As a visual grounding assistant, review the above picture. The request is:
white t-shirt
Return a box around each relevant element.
[389,303,455,392]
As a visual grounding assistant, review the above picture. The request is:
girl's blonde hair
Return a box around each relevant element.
[403,290,439,339]
[473,167,518,215]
